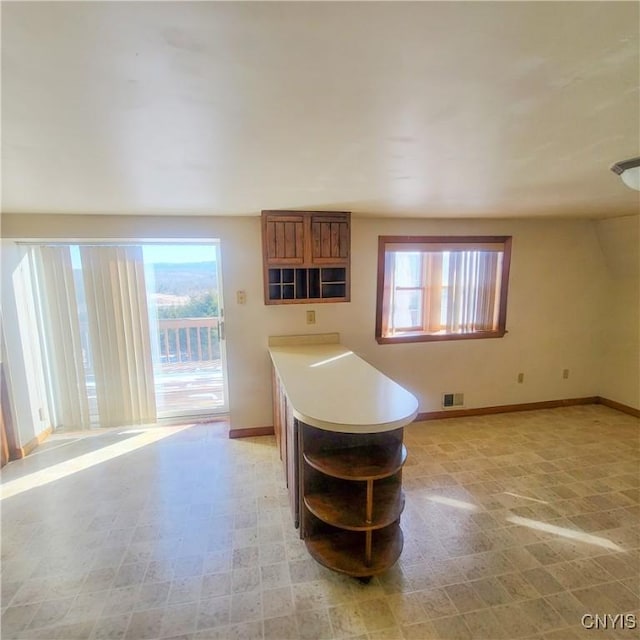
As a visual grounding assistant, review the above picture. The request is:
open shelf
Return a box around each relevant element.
[305,525,403,578]
[267,267,347,302]
[300,424,407,578]
[304,442,407,480]
[305,482,404,531]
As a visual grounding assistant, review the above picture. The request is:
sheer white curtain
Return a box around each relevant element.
[80,246,157,427]
[446,250,500,333]
[36,246,91,429]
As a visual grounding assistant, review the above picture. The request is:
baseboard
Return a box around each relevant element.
[415,397,599,422]
[10,425,53,460]
[596,397,640,418]
[230,397,637,437]
[229,426,275,439]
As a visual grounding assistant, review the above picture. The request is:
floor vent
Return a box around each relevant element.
[442,393,464,408]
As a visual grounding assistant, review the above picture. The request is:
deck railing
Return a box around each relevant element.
[79,316,220,369]
[158,317,220,363]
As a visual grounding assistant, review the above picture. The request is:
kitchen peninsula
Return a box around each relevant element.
[269,333,418,579]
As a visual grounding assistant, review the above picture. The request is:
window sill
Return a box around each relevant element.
[376,329,507,345]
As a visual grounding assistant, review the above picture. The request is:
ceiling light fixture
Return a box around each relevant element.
[610,156,640,191]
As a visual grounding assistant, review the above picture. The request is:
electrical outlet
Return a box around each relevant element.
[442,393,464,408]
[562,369,569,379]
[306,310,316,324]
[236,290,246,304]
[517,372,524,383]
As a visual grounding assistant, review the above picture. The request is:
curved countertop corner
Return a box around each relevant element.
[269,343,419,433]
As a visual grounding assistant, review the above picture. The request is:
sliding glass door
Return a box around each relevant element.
[143,243,227,418]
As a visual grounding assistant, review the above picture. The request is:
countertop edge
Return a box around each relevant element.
[269,343,419,434]
[291,407,418,434]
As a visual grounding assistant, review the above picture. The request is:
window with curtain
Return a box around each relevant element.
[375,236,512,344]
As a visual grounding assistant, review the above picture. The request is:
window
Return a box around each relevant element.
[376,236,512,343]
[22,241,228,430]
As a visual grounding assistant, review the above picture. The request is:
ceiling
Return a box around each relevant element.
[2,1,639,219]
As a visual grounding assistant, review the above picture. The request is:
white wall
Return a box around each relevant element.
[1,242,52,446]
[347,218,607,411]
[2,212,632,437]
[595,215,640,409]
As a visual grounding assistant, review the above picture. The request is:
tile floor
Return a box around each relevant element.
[1,405,638,640]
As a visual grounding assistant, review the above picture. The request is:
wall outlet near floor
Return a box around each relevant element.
[442,393,464,408]
[306,310,316,324]
[562,369,570,379]
[517,372,524,384]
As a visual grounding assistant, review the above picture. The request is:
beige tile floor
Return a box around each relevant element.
[1,405,638,640]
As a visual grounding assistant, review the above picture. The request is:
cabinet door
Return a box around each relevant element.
[311,214,350,265]
[263,214,305,265]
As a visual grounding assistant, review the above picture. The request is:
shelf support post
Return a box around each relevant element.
[365,479,374,566]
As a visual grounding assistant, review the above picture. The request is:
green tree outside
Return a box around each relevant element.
[157,292,218,319]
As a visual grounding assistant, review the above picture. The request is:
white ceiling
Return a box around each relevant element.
[2,1,639,219]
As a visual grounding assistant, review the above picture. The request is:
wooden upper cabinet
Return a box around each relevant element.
[262,211,350,267]
[263,214,306,265]
[310,214,350,265]
[262,211,351,304]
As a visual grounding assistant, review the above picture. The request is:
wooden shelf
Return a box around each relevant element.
[304,443,407,480]
[300,425,407,578]
[267,267,347,303]
[305,483,404,531]
[305,525,403,578]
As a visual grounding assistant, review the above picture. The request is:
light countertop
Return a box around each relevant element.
[269,342,418,433]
